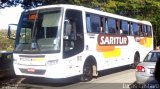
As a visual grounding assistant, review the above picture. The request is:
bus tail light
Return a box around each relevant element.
[136,65,145,72]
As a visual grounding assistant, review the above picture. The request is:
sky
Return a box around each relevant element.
[0,6,23,29]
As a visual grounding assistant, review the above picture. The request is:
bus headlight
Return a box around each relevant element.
[46,59,58,65]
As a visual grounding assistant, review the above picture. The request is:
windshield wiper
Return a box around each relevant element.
[31,10,41,52]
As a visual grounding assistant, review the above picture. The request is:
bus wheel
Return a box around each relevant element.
[132,53,140,68]
[80,62,93,82]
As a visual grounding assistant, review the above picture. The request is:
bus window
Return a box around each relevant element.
[90,14,101,33]
[121,21,129,35]
[132,23,138,36]
[142,25,147,36]
[138,24,143,36]
[108,18,116,34]
[63,9,84,58]
[147,26,152,37]
[86,15,91,33]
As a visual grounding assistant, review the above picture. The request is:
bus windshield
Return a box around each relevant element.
[15,8,62,53]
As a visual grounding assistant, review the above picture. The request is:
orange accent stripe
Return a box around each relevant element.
[96,44,115,52]
[139,38,146,45]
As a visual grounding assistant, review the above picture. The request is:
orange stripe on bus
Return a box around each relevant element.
[139,38,146,45]
[96,44,115,52]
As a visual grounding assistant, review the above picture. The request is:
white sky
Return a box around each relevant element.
[0,6,23,29]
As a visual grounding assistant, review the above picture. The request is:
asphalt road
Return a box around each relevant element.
[0,66,138,89]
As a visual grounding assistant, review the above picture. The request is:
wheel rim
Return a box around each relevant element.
[82,64,92,81]
[84,66,92,76]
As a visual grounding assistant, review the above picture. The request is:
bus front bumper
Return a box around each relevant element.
[13,63,81,79]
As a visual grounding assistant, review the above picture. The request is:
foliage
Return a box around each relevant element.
[0,0,73,9]
[0,30,14,51]
[1,0,160,47]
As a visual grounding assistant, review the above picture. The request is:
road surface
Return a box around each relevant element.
[1,66,137,89]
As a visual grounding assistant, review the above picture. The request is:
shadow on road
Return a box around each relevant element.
[98,65,131,77]
[0,76,78,89]
[20,76,80,87]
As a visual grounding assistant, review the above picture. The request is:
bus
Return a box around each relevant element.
[8,4,153,82]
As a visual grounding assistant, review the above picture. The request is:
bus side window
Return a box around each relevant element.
[142,25,147,36]
[121,20,129,35]
[132,23,138,36]
[86,15,91,33]
[108,18,116,34]
[90,14,101,33]
[147,26,152,37]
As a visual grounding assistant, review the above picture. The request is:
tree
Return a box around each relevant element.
[0,0,74,9]
[0,30,14,51]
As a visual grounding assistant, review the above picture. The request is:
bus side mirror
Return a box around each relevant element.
[8,24,17,40]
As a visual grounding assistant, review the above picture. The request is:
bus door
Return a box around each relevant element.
[62,9,84,68]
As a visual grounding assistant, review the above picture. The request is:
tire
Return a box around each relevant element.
[80,62,93,82]
[132,53,140,68]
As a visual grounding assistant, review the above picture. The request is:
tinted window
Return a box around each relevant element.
[142,25,147,33]
[90,14,101,33]
[147,26,152,37]
[86,15,91,32]
[121,21,129,35]
[108,18,116,34]
[132,23,138,36]
[144,52,160,62]
[86,14,101,33]
[63,9,84,58]
[142,25,147,36]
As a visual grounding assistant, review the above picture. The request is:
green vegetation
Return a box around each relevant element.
[0,29,14,51]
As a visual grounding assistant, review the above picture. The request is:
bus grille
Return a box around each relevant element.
[19,68,46,75]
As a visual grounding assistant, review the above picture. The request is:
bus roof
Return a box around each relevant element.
[29,4,152,26]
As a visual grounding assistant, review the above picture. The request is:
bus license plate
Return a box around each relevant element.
[27,68,35,73]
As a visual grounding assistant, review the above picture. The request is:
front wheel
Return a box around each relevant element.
[80,62,93,82]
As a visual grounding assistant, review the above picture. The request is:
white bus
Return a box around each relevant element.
[8,4,153,82]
